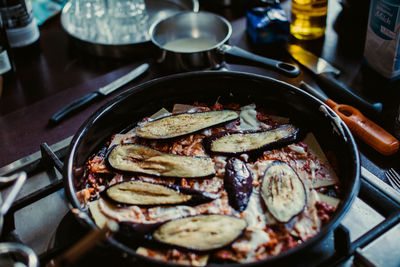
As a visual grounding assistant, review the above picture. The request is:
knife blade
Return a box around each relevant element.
[287,44,382,116]
[300,81,399,156]
[49,63,149,125]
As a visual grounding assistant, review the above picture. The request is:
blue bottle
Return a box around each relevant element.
[246,0,290,44]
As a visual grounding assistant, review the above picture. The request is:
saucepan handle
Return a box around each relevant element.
[218,44,300,77]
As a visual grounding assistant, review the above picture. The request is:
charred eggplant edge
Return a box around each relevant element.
[261,160,307,223]
[151,214,247,252]
[117,214,247,253]
[100,180,219,207]
[118,214,248,253]
[105,144,216,179]
[136,110,240,140]
[204,124,300,156]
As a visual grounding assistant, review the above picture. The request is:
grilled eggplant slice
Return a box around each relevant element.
[206,124,299,155]
[106,144,215,178]
[102,180,218,206]
[152,214,247,252]
[136,110,239,139]
[261,160,306,223]
[225,158,253,212]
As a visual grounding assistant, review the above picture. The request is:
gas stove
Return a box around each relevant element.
[0,137,399,266]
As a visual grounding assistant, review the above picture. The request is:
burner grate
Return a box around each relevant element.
[328,180,400,266]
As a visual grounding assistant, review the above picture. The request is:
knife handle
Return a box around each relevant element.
[326,99,399,156]
[317,72,383,116]
[49,92,100,125]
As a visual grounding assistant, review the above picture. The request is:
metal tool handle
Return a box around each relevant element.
[0,172,27,216]
[49,92,100,125]
[218,44,300,77]
[51,209,119,267]
[317,72,383,115]
[0,243,38,267]
[300,81,397,155]
[326,100,399,156]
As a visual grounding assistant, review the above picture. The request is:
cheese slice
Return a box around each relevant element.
[88,200,108,228]
[303,133,339,188]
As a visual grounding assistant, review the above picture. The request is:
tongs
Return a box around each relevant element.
[0,172,27,217]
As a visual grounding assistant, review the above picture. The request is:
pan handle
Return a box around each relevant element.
[218,44,300,77]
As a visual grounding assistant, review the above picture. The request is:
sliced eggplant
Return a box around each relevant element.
[136,110,239,139]
[224,158,253,212]
[103,181,190,206]
[206,124,299,155]
[261,160,306,223]
[106,144,215,178]
[152,214,247,252]
[102,180,218,206]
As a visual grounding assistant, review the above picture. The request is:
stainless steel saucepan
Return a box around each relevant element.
[149,11,300,77]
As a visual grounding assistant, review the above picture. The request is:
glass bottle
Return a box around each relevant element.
[0,0,40,47]
[0,11,14,90]
[290,0,328,40]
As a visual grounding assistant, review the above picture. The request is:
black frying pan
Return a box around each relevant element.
[64,71,360,266]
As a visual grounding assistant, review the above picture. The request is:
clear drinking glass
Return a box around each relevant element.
[108,0,149,43]
[65,0,149,44]
[66,0,108,41]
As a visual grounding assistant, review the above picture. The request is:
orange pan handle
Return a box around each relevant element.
[325,99,399,156]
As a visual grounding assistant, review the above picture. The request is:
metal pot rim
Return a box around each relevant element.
[64,70,360,266]
[149,11,232,53]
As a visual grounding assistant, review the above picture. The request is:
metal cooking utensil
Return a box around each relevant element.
[0,243,38,267]
[385,168,400,193]
[287,44,382,115]
[0,172,26,219]
[150,11,300,77]
[362,167,400,204]
[49,63,149,125]
[0,172,37,267]
[300,81,399,156]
